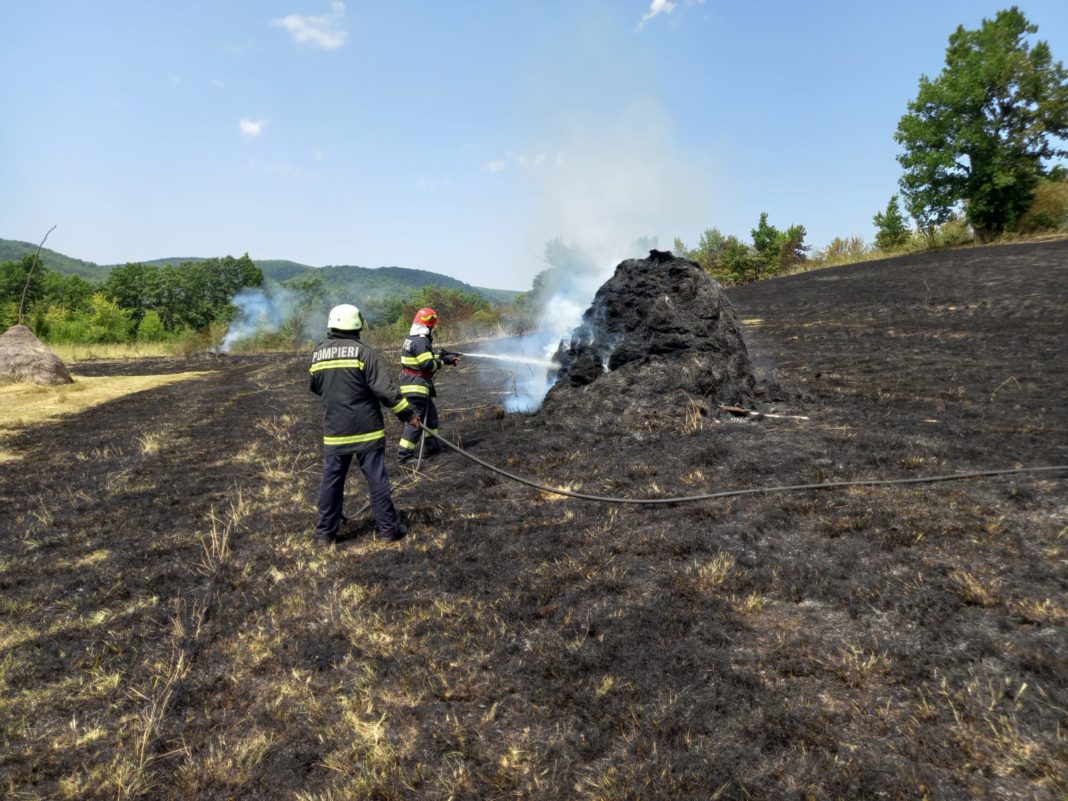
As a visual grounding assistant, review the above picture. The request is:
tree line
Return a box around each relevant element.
[0,250,526,348]
[0,254,263,343]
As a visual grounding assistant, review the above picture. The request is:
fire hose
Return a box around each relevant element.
[419,428,1068,504]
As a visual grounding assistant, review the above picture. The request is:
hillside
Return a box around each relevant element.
[0,238,112,281]
[1,240,1066,799]
[0,238,518,304]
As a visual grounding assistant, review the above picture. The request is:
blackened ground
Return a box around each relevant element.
[1,241,1066,800]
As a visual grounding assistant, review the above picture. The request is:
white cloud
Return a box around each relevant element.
[210,79,225,89]
[638,0,676,28]
[239,118,266,137]
[272,1,347,51]
[221,40,255,55]
[417,176,452,191]
[248,159,316,179]
[486,151,558,173]
[518,152,548,169]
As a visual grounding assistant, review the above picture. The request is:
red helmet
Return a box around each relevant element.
[413,307,438,327]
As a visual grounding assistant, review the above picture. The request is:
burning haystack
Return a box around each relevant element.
[543,250,754,425]
[0,325,74,386]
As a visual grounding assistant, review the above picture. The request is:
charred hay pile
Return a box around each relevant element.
[543,250,754,425]
[0,324,74,386]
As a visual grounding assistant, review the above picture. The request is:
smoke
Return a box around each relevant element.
[484,21,717,411]
[220,284,323,352]
[482,103,713,412]
[219,276,412,352]
[490,237,655,412]
[218,286,296,352]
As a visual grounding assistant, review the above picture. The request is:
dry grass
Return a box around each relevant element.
[682,396,705,434]
[47,341,181,363]
[688,552,736,593]
[948,569,1001,607]
[0,373,210,445]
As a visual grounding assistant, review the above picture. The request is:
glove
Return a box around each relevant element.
[442,355,458,366]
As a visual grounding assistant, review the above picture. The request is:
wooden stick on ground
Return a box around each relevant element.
[720,405,810,421]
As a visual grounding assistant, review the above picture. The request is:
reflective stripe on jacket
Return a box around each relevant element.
[399,333,439,398]
[309,332,414,454]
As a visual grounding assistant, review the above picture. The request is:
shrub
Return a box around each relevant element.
[42,294,133,343]
[136,310,168,342]
[933,217,974,248]
[814,237,870,266]
[718,237,760,284]
[1014,179,1068,233]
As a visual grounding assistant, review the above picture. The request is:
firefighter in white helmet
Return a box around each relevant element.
[308,303,420,545]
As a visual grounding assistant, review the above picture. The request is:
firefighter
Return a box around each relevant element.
[397,306,459,465]
[309,303,420,545]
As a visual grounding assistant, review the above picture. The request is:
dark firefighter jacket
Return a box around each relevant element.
[309,331,415,455]
[399,331,442,398]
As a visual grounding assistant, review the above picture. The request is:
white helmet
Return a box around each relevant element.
[327,304,363,331]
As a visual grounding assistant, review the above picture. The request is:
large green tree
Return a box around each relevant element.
[895,7,1068,241]
[103,262,162,326]
[104,254,263,332]
[0,256,45,309]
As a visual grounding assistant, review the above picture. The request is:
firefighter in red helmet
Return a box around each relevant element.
[397,307,459,465]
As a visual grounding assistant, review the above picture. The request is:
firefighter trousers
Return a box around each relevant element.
[398,395,440,462]
[314,446,400,538]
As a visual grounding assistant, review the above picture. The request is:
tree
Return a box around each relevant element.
[181,254,264,329]
[691,228,729,273]
[0,256,46,308]
[103,262,161,326]
[778,224,808,270]
[895,7,1068,241]
[127,255,264,332]
[750,213,808,278]
[136,310,168,342]
[44,294,132,343]
[873,195,912,250]
[718,236,760,284]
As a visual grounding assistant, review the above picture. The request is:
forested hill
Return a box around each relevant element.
[0,239,111,281]
[0,238,518,304]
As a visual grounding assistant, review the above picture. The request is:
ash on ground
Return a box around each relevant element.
[543,250,755,426]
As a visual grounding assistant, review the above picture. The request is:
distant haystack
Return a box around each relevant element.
[0,325,74,386]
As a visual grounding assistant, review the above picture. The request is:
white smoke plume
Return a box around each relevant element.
[216,286,301,352]
[485,87,715,412]
[492,236,658,413]
[478,4,718,411]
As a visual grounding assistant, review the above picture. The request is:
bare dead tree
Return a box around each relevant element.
[18,225,57,326]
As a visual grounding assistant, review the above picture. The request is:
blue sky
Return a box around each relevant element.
[3,1,1067,290]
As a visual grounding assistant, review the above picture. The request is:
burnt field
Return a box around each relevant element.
[2,241,1067,800]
